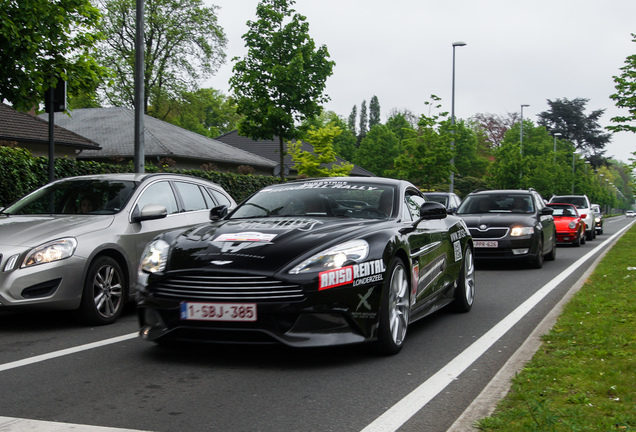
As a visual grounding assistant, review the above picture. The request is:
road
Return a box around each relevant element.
[0,216,633,432]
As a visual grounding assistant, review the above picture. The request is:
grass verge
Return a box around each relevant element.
[475,224,636,431]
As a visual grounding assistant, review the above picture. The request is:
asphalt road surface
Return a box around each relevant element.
[1,216,633,432]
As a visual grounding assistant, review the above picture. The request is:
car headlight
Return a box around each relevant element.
[139,239,170,274]
[595,217,601,222]
[22,238,77,268]
[510,226,534,237]
[288,240,369,274]
[568,221,577,229]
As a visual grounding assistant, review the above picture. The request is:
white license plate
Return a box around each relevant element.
[474,240,499,248]
[180,302,257,322]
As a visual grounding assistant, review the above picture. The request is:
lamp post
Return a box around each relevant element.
[553,132,561,164]
[572,152,576,194]
[449,41,467,193]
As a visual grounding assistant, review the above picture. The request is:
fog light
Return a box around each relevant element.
[512,248,529,255]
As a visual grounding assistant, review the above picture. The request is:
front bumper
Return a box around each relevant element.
[137,282,385,348]
[472,236,540,261]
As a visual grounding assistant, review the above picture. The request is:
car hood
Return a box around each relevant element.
[458,213,537,229]
[0,215,115,247]
[166,217,385,274]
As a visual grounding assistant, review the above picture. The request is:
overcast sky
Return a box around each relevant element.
[204,0,636,164]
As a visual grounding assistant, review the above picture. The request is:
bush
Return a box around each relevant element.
[0,147,281,207]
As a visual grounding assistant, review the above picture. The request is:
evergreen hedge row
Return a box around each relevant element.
[0,146,281,207]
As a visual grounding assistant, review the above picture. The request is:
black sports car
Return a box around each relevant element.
[137,178,475,354]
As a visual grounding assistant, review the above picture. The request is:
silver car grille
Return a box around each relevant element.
[153,274,305,302]
[468,228,509,239]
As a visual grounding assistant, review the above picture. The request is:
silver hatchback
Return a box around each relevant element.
[0,173,235,325]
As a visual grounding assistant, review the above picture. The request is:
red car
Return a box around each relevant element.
[547,203,586,247]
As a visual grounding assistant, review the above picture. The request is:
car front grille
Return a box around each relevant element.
[152,274,305,303]
[469,228,509,239]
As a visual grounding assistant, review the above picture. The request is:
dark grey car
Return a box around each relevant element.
[0,173,235,324]
[456,189,556,269]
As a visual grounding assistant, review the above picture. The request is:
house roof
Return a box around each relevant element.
[39,107,276,168]
[215,130,376,177]
[0,103,101,150]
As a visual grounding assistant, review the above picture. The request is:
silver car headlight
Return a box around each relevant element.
[288,240,369,274]
[22,238,77,268]
[510,226,534,237]
[139,239,170,274]
[568,221,577,229]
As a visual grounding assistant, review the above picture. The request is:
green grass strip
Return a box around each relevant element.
[476,225,636,431]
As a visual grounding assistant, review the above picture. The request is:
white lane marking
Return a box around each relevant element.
[0,333,137,372]
[0,416,150,431]
[361,221,634,432]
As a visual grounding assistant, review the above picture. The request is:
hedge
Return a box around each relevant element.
[0,146,281,207]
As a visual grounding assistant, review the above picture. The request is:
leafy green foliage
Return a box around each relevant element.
[354,124,399,177]
[609,33,636,134]
[369,95,381,128]
[288,125,353,177]
[537,98,611,158]
[0,0,107,111]
[229,0,334,179]
[97,0,227,113]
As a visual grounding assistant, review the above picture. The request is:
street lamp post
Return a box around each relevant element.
[553,132,561,164]
[520,104,530,156]
[449,41,467,193]
[572,152,576,194]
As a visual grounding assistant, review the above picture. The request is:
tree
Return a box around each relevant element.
[385,112,414,143]
[358,100,368,139]
[161,88,240,138]
[354,124,399,177]
[471,112,519,149]
[229,0,335,180]
[369,95,381,128]
[348,105,357,135]
[97,0,227,114]
[608,33,636,134]
[537,98,611,158]
[0,0,106,111]
[288,125,353,177]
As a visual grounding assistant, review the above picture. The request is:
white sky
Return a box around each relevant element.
[204,0,636,164]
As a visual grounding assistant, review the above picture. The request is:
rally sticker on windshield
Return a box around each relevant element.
[213,232,277,242]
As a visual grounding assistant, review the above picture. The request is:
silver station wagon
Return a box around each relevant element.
[0,173,235,325]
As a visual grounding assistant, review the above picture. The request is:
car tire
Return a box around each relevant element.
[376,257,410,355]
[451,247,475,313]
[76,256,126,326]
[530,238,544,269]
[545,234,557,261]
[572,231,581,247]
[586,230,594,241]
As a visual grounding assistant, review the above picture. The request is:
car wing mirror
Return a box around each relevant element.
[210,205,228,221]
[133,204,168,222]
[413,202,447,226]
[541,207,554,216]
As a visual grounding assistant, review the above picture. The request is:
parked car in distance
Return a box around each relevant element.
[591,204,603,234]
[0,173,236,325]
[423,192,462,213]
[137,177,475,355]
[547,203,586,247]
[455,189,556,269]
[626,210,635,218]
[549,195,595,241]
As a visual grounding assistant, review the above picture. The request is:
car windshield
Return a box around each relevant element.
[548,204,578,217]
[457,194,535,214]
[553,197,587,208]
[230,181,396,220]
[424,194,448,206]
[4,179,137,215]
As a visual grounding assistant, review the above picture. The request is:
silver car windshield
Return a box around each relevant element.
[230,182,396,220]
[4,179,137,215]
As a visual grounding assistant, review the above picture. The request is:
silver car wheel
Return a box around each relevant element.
[388,262,410,347]
[93,263,123,318]
[463,248,475,306]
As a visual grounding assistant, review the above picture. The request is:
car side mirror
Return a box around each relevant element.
[133,204,168,222]
[415,202,447,225]
[541,207,554,215]
[210,205,228,221]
